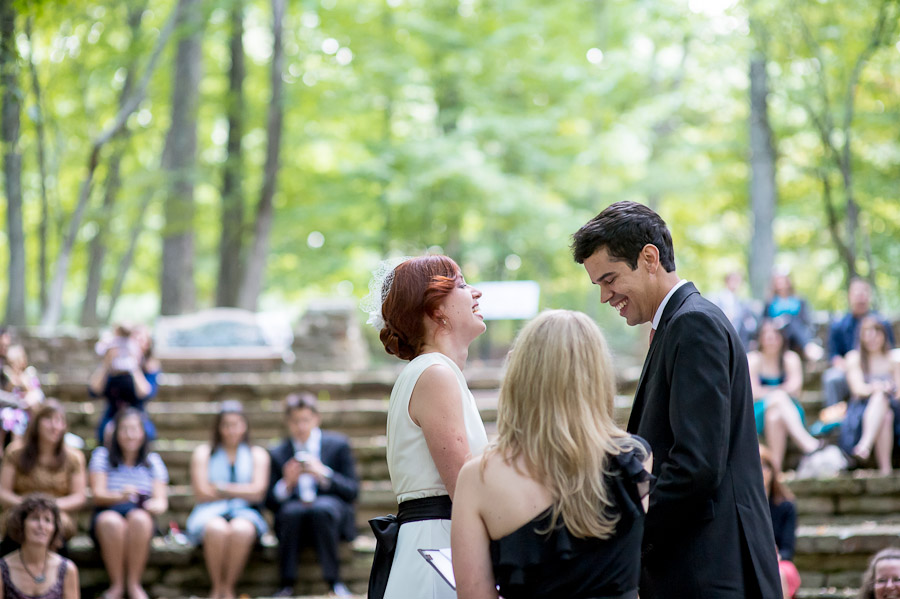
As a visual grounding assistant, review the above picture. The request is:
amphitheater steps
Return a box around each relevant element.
[40,366,896,598]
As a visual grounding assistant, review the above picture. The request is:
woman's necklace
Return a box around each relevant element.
[20,552,47,584]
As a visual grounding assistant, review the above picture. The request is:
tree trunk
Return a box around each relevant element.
[216,0,246,308]
[160,0,205,316]
[41,0,181,328]
[80,2,146,326]
[238,0,284,311]
[25,17,49,314]
[105,189,155,324]
[1,0,25,326]
[80,152,122,326]
[748,56,777,301]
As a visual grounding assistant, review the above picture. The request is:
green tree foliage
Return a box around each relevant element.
[1,0,898,328]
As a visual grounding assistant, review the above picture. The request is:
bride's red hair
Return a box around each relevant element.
[379,255,460,360]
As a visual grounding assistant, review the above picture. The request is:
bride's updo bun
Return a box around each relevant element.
[379,255,461,361]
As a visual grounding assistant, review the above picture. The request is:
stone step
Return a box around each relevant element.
[63,392,504,445]
[75,480,398,533]
[785,472,900,523]
[795,589,856,599]
[795,522,900,589]
[70,531,375,598]
[64,398,400,443]
[41,367,509,404]
[82,437,397,486]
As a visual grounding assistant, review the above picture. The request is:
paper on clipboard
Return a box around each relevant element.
[418,548,455,590]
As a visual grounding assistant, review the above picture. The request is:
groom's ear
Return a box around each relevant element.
[639,244,661,274]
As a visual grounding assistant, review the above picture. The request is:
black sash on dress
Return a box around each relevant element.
[367,495,453,599]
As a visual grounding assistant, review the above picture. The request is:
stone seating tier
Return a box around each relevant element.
[33,367,895,598]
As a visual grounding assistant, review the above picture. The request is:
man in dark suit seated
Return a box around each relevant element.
[267,392,358,597]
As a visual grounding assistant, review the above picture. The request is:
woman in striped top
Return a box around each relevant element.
[88,408,168,599]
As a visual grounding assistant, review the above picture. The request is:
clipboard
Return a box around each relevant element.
[418,548,456,590]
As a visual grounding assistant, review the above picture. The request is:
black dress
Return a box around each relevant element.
[489,437,651,599]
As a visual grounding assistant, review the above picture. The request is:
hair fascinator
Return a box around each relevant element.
[359,256,413,330]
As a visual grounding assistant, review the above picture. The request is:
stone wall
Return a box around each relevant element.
[8,301,370,377]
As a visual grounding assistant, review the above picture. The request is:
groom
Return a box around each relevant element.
[572,201,780,598]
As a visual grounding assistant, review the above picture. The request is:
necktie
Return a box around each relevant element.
[649,328,656,345]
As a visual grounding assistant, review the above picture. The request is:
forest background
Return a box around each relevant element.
[1,0,898,356]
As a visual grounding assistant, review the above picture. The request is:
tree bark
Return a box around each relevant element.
[80,2,146,326]
[41,0,181,328]
[160,0,205,316]
[238,0,285,311]
[105,189,154,324]
[748,55,777,301]
[216,0,246,308]
[24,17,49,314]
[1,0,25,326]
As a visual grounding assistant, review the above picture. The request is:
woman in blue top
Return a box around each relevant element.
[748,319,821,472]
[452,310,652,599]
[187,401,270,599]
[89,408,168,599]
[765,272,823,361]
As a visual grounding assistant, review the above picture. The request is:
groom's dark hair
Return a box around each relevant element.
[571,201,676,272]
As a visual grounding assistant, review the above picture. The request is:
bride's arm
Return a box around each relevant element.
[409,363,472,501]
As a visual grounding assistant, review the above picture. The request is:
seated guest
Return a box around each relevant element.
[0,345,45,452]
[823,278,894,407]
[0,493,80,599]
[0,401,86,555]
[187,400,270,599]
[89,324,161,443]
[711,270,759,350]
[857,546,900,599]
[89,408,168,599]
[760,445,801,599]
[452,310,652,599]
[266,393,358,598]
[748,319,821,472]
[765,270,824,361]
[839,315,900,474]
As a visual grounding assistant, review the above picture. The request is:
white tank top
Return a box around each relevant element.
[386,352,489,503]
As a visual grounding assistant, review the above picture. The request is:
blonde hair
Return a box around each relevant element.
[491,309,644,539]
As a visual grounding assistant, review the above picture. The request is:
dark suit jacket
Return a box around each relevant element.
[628,282,781,598]
[266,432,359,541]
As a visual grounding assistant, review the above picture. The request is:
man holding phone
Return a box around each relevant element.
[267,392,358,597]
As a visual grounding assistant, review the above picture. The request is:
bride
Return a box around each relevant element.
[364,255,488,599]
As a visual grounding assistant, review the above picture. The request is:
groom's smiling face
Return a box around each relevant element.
[583,247,654,327]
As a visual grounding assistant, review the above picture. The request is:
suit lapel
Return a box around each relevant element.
[627,282,700,433]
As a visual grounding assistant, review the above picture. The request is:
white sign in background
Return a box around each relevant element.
[473,281,540,321]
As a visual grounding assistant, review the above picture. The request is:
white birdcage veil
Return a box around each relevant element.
[359,256,414,330]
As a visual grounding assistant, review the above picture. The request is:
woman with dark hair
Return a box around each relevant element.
[840,315,900,474]
[858,547,900,599]
[0,493,79,599]
[452,310,651,599]
[89,408,168,599]
[748,319,821,472]
[186,400,270,599]
[0,402,86,550]
[363,255,488,599]
[760,445,801,599]
[89,324,161,443]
